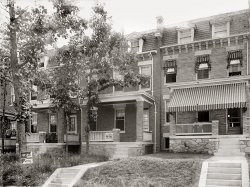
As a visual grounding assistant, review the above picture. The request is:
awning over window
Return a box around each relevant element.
[168,82,246,112]
[163,60,177,74]
[227,50,243,68]
[195,54,211,72]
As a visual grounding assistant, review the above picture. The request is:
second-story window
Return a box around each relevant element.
[195,55,211,80]
[164,60,177,83]
[140,65,152,89]
[113,70,124,92]
[31,85,38,100]
[227,50,242,77]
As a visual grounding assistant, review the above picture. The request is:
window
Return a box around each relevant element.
[115,109,125,132]
[227,50,242,76]
[196,55,210,80]
[10,86,15,105]
[140,65,152,89]
[166,112,170,123]
[198,111,209,122]
[143,109,149,131]
[178,28,194,44]
[31,85,38,100]
[165,138,170,149]
[68,115,77,133]
[164,60,177,83]
[131,40,139,52]
[31,112,37,133]
[49,114,57,133]
[212,23,229,38]
[197,64,209,79]
[113,70,124,92]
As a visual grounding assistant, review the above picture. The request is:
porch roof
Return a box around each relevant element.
[82,91,155,105]
[168,82,246,112]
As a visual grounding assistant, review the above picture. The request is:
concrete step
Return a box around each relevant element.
[52,177,72,184]
[219,144,240,149]
[47,183,69,187]
[60,168,80,173]
[207,173,241,180]
[206,179,241,186]
[206,185,241,187]
[208,167,241,174]
[208,163,241,168]
[217,149,241,153]
[58,173,76,178]
[214,152,245,156]
[219,140,240,145]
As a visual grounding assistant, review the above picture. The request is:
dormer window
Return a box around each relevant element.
[177,27,195,44]
[212,22,230,38]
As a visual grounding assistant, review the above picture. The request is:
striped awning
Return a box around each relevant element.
[168,82,246,112]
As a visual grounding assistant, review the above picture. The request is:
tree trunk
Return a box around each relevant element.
[9,1,26,156]
[17,121,26,155]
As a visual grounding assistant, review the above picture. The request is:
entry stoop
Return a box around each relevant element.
[199,137,249,187]
[42,163,104,187]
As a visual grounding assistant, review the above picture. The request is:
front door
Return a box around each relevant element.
[227,108,242,134]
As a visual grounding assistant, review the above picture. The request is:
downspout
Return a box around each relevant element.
[149,52,157,153]
[247,38,249,75]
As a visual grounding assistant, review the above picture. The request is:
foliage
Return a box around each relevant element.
[76,157,202,187]
[0,149,107,186]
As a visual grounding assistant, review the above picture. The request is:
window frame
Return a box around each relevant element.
[114,108,125,133]
[212,22,230,39]
[67,114,77,134]
[49,113,57,133]
[139,65,152,91]
[228,60,241,77]
[196,63,209,80]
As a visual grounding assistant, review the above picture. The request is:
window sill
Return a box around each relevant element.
[120,131,125,134]
[163,123,171,126]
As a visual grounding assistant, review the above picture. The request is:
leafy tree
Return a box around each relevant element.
[47,3,149,153]
[0,0,86,154]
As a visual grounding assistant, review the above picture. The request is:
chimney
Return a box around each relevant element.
[156,16,164,31]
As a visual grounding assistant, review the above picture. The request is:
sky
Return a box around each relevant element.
[0,0,249,44]
[0,0,249,34]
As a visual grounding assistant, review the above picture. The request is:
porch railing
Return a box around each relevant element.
[143,131,152,141]
[89,131,114,142]
[176,122,212,136]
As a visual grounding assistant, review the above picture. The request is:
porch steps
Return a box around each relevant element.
[42,163,104,187]
[199,137,249,187]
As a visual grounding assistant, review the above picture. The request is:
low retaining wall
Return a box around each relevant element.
[169,136,219,154]
[25,143,65,156]
[240,138,250,154]
[81,142,153,159]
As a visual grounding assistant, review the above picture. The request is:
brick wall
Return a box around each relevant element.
[176,111,196,124]
[210,109,227,135]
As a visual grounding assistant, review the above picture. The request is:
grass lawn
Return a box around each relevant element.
[75,152,209,187]
[0,149,107,186]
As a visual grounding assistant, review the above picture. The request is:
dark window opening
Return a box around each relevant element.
[198,111,209,122]
[197,69,209,79]
[165,138,170,149]
[31,92,37,100]
[229,71,241,76]
[166,73,176,83]
[166,112,170,123]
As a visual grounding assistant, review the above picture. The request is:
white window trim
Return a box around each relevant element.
[67,114,77,134]
[114,107,125,133]
[177,28,194,44]
[49,113,57,133]
[139,65,152,91]
[10,85,15,106]
[212,22,230,39]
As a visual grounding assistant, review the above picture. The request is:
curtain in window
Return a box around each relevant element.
[195,55,211,72]
[163,60,177,74]
[227,50,243,68]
